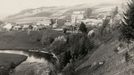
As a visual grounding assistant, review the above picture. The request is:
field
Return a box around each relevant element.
[0,30,44,50]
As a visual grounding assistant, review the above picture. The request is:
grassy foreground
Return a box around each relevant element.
[0,53,27,75]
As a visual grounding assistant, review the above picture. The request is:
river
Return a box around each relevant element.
[0,50,58,75]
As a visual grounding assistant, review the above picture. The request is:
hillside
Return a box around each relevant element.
[4,3,119,24]
[74,31,134,75]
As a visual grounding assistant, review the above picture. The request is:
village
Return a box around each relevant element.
[0,0,134,75]
[1,7,121,34]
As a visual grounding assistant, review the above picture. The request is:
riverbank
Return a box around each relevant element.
[0,29,99,75]
[0,50,59,75]
[11,62,56,75]
[0,53,27,75]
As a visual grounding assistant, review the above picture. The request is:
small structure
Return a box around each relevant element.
[22,24,29,31]
[37,19,51,26]
[82,19,103,27]
[12,25,22,30]
[71,11,85,25]
[3,23,13,31]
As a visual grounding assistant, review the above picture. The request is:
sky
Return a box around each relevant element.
[0,0,123,17]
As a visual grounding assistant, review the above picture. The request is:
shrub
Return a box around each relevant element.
[41,29,64,46]
[100,16,111,35]
[47,33,94,70]
[58,51,72,70]
[41,36,54,45]
[47,33,95,71]
[67,34,94,60]
[50,36,67,55]
[79,22,87,33]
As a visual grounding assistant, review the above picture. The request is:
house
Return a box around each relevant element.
[3,23,13,31]
[82,19,103,27]
[37,19,51,26]
[64,21,72,26]
[71,11,85,25]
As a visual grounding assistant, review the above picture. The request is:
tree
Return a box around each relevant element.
[79,22,87,33]
[111,6,118,19]
[100,16,111,35]
[0,20,3,25]
[120,0,134,43]
[50,19,56,28]
[84,8,92,19]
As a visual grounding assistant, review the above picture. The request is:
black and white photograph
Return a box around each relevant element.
[0,0,133,75]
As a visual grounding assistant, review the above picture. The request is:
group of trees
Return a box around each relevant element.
[120,0,134,43]
[118,0,134,63]
[63,22,87,34]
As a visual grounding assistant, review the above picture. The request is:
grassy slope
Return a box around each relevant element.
[12,62,56,75]
[74,31,132,75]
[0,53,27,68]
[0,53,27,75]
[76,40,120,75]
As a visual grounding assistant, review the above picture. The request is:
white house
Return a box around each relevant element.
[37,19,51,26]
[3,23,13,31]
[82,19,103,27]
[71,11,85,25]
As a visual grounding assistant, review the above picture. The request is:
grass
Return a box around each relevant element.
[0,53,27,75]
[0,30,44,50]
[12,62,57,75]
[0,53,27,68]
[0,29,65,50]
[73,30,126,75]
[57,27,121,75]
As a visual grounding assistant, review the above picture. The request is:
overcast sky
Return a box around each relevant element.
[0,0,124,17]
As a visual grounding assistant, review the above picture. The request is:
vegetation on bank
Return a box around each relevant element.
[0,53,27,75]
[120,0,134,64]
[0,19,121,75]
[40,22,121,75]
[0,6,124,75]
[0,1,133,75]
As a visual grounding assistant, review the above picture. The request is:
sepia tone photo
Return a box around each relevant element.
[0,0,133,75]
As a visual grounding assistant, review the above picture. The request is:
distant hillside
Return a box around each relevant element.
[4,3,119,24]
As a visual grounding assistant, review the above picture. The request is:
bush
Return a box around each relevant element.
[58,51,72,70]
[41,29,65,46]
[79,22,87,33]
[100,16,111,35]
[41,36,54,45]
[50,36,67,55]
[67,34,94,60]
[46,33,95,71]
